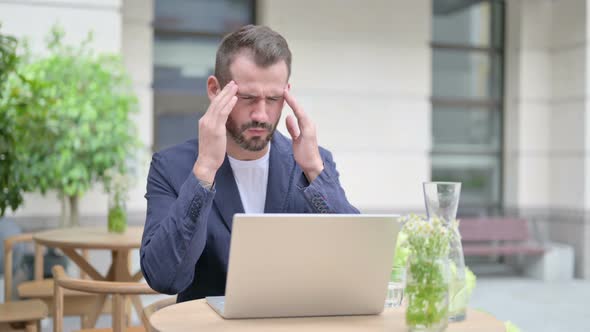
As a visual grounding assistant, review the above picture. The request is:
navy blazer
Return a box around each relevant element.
[140,132,359,302]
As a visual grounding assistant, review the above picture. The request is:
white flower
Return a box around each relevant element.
[104,167,134,200]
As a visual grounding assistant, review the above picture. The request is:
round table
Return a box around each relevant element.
[33,226,145,327]
[33,226,143,251]
[150,299,506,332]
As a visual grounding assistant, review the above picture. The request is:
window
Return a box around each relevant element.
[431,0,505,215]
[153,0,256,151]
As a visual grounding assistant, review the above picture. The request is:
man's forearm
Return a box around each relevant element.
[141,156,216,294]
[299,166,359,214]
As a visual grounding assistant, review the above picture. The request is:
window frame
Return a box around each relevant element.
[431,0,506,215]
[152,0,257,152]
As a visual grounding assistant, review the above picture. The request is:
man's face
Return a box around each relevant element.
[224,54,288,152]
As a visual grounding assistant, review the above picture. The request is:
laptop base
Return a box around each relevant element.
[206,296,227,318]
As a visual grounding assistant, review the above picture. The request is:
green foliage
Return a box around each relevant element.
[0,25,139,213]
[448,262,475,317]
[399,215,451,329]
[400,215,452,260]
[405,257,449,328]
[465,266,476,296]
[108,205,127,233]
[105,167,130,233]
[505,321,522,332]
[0,25,23,216]
[393,231,410,269]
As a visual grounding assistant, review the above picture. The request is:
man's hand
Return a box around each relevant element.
[193,81,239,183]
[284,88,324,183]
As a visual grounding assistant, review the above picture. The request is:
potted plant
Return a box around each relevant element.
[1,25,139,227]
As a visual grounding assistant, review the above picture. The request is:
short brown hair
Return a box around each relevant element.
[214,25,292,87]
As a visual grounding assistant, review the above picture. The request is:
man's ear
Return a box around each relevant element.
[207,76,221,101]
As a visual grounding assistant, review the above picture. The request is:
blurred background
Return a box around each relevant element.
[1,1,590,330]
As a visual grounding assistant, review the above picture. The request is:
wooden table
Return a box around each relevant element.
[33,226,144,327]
[150,299,506,332]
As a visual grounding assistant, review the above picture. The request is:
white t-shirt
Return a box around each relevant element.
[227,145,270,214]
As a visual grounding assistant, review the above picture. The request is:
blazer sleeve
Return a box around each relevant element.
[298,150,360,214]
[140,152,215,294]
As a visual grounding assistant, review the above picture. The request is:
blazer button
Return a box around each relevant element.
[190,199,202,221]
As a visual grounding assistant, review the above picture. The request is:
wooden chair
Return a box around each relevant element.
[52,265,158,332]
[4,233,108,328]
[142,296,177,332]
[0,299,48,332]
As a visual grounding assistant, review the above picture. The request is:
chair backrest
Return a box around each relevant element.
[4,233,38,302]
[143,296,177,332]
[52,265,157,332]
[3,233,90,302]
[459,218,530,242]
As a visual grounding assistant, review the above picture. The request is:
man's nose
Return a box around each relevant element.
[250,99,269,123]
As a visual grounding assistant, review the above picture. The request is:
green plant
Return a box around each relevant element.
[393,231,409,266]
[405,257,449,328]
[0,25,23,217]
[394,215,478,319]
[399,215,451,330]
[107,204,126,233]
[505,321,522,332]
[104,167,132,233]
[0,25,139,226]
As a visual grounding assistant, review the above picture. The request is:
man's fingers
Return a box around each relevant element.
[286,115,300,140]
[209,95,237,129]
[283,88,309,129]
[219,95,238,119]
[211,81,238,114]
[217,82,239,111]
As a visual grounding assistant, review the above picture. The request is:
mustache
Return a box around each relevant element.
[240,121,273,132]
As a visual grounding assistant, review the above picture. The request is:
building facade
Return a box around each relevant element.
[1,0,589,278]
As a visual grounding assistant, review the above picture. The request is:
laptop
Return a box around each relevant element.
[206,213,400,319]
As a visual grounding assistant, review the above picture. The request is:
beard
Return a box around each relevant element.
[226,118,279,151]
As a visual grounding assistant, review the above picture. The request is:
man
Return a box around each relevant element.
[141,25,358,302]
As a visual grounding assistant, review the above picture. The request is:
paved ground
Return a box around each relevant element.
[3,250,589,331]
[471,276,590,332]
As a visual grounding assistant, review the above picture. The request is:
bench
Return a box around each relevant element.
[458,217,575,280]
[458,218,545,258]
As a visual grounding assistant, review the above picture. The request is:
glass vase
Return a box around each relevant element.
[405,256,450,332]
[423,181,467,321]
[108,193,127,233]
[447,226,468,321]
[385,265,406,308]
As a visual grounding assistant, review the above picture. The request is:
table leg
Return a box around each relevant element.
[81,261,118,328]
[82,294,108,329]
[131,294,151,328]
[112,250,132,281]
[79,248,89,279]
[24,321,37,332]
[113,251,150,329]
[132,270,144,282]
[61,248,105,281]
[113,294,125,332]
[112,250,133,326]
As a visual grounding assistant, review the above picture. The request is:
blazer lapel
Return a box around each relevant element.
[213,157,244,232]
[264,132,296,213]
